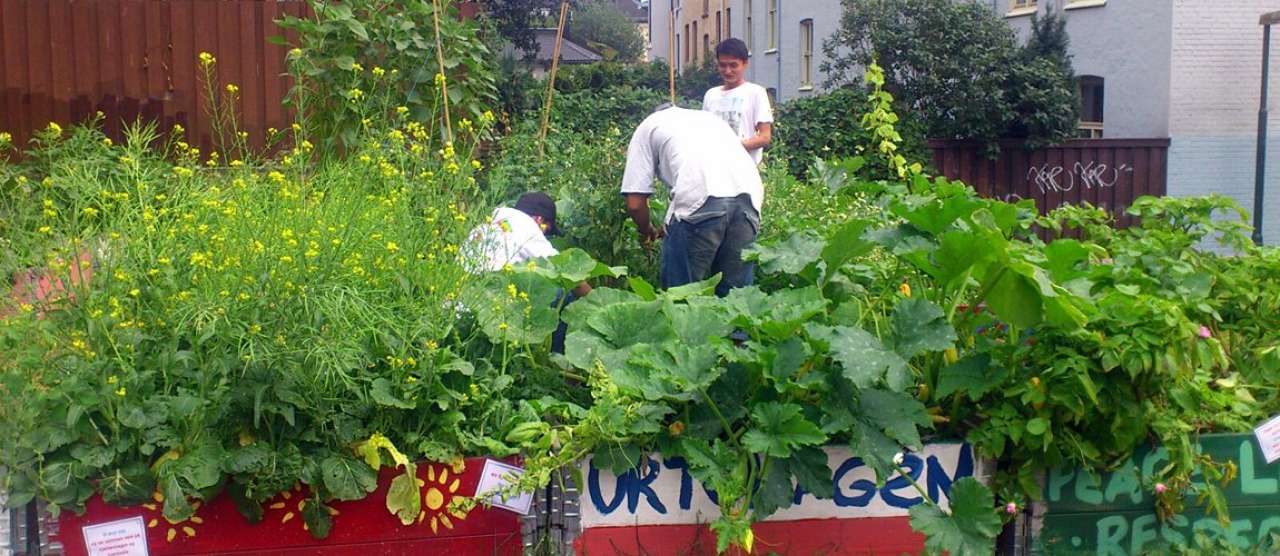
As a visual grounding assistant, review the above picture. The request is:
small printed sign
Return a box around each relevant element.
[82,516,149,556]
[1254,414,1280,464]
[476,459,533,515]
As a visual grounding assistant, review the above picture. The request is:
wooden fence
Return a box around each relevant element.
[929,138,1170,227]
[0,0,309,153]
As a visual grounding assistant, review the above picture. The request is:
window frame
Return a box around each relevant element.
[745,0,753,51]
[1077,75,1105,139]
[799,19,814,89]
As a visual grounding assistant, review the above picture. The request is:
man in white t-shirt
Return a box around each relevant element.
[466,191,561,272]
[701,38,773,164]
[464,191,589,352]
[621,105,764,297]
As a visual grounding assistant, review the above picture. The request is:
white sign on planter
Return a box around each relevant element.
[580,443,980,528]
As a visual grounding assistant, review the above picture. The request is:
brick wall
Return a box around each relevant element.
[1168,0,1280,244]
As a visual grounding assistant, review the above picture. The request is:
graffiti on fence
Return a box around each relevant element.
[1027,161,1134,195]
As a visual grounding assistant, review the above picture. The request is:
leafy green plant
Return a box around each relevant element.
[277,0,498,151]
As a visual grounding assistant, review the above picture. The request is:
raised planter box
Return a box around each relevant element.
[52,457,523,555]
[576,442,988,555]
[1038,433,1280,554]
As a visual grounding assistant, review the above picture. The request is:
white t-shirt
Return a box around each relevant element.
[620,107,764,224]
[702,82,774,164]
[463,207,558,272]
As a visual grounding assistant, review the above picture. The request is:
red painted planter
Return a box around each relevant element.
[54,457,523,555]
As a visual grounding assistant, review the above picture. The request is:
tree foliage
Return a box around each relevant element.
[821,0,1078,150]
[568,0,645,62]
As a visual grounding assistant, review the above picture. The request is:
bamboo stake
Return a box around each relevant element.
[431,0,453,143]
[537,1,570,158]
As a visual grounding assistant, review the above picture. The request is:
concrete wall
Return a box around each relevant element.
[1167,0,1280,244]
[994,0,1173,139]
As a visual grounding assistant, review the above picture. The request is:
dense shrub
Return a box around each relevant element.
[772,87,928,178]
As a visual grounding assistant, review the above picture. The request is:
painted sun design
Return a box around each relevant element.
[416,464,469,534]
[265,483,338,532]
[141,491,204,542]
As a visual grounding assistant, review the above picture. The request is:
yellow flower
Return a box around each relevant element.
[46,122,63,136]
[172,123,185,135]
[102,137,113,146]
[347,88,364,101]
[899,282,911,297]
[396,106,409,115]
[371,66,386,77]
[225,83,239,94]
[268,171,286,183]
[107,375,118,384]
[199,51,216,66]
[0,132,11,144]
[434,72,446,86]
[385,241,399,253]
[288,48,303,58]
[129,288,140,297]
[38,226,52,235]
[481,110,495,123]
[350,62,364,72]
[81,207,99,218]
[471,160,482,170]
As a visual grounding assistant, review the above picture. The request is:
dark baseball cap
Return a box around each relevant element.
[514,191,559,236]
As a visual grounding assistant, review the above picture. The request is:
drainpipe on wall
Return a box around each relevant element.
[1255,11,1279,245]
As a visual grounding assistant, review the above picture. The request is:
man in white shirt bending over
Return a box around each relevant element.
[621,105,764,298]
[701,38,773,164]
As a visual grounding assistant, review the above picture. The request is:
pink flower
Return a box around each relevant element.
[1198,325,1211,339]
[1155,483,1167,494]
[1005,502,1017,514]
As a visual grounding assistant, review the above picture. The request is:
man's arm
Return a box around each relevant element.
[625,193,663,244]
[742,122,772,151]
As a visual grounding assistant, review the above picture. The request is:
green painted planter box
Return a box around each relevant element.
[1038,433,1280,555]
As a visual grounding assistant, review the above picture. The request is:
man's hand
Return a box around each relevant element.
[639,223,665,247]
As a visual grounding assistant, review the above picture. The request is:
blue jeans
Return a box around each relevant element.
[660,194,759,298]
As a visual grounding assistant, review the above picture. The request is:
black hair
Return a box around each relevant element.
[715,38,750,61]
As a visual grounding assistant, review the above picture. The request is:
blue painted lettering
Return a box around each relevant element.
[588,464,626,513]
[881,454,923,508]
[626,458,667,514]
[832,457,876,507]
[926,443,974,502]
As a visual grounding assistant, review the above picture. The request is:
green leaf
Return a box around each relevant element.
[1026,417,1049,436]
[591,444,642,475]
[982,266,1042,328]
[585,300,672,346]
[891,298,957,358]
[532,248,627,283]
[767,337,811,389]
[342,19,369,41]
[160,474,195,522]
[1043,239,1091,283]
[821,219,875,278]
[663,274,721,299]
[302,494,333,539]
[747,232,824,276]
[666,302,732,344]
[386,465,421,526]
[788,446,834,500]
[98,462,154,506]
[753,457,795,518]
[935,354,1002,399]
[370,378,415,409]
[742,402,827,458]
[228,481,264,524]
[174,441,224,491]
[628,276,657,300]
[847,388,931,481]
[908,478,1002,556]
[321,455,378,501]
[630,342,722,394]
[808,324,910,390]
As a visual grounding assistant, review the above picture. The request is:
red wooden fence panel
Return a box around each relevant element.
[928,139,1171,223]
[0,0,310,155]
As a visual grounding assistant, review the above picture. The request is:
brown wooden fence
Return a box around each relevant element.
[0,0,309,153]
[929,138,1170,227]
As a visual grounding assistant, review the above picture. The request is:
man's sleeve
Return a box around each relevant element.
[755,86,774,124]
[620,123,657,195]
[522,234,559,260]
[701,88,715,111]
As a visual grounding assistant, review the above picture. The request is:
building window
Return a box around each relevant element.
[799,19,813,88]
[1011,0,1037,8]
[716,11,721,44]
[745,0,753,51]
[1078,75,1104,138]
[684,25,690,64]
[703,0,709,16]
[704,34,710,62]
[767,0,777,50]
[692,21,698,61]
[725,8,730,38]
